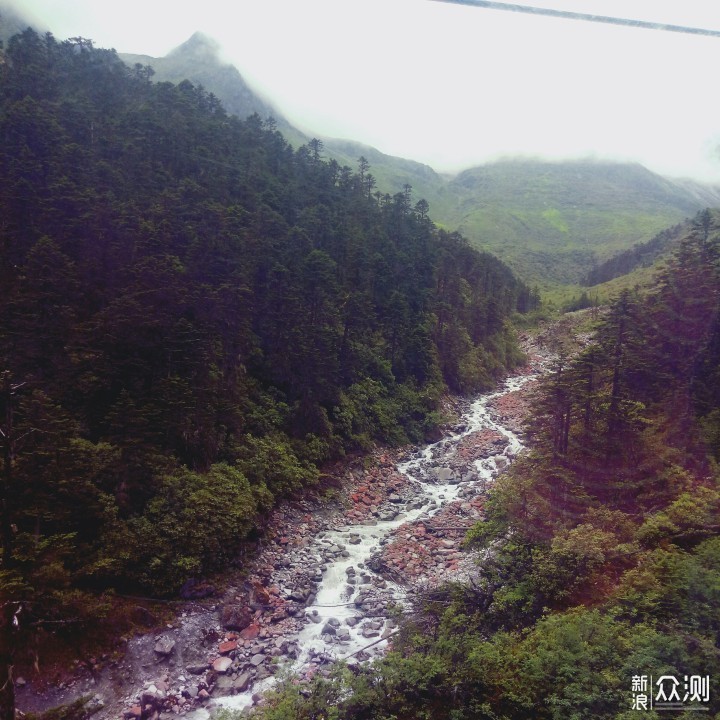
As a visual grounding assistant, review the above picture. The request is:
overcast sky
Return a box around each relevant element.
[11,0,720,181]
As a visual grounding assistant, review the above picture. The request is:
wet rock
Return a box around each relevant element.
[218,639,238,654]
[215,675,238,694]
[240,622,261,641]
[434,467,454,482]
[321,623,336,635]
[250,653,266,666]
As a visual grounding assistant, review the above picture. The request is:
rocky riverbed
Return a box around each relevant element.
[16,336,550,720]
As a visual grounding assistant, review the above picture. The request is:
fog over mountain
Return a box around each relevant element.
[10,0,720,182]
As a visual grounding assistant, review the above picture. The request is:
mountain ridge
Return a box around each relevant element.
[0,23,689,285]
[121,31,720,285]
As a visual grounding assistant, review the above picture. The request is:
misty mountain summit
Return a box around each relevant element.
[120,30,289,130]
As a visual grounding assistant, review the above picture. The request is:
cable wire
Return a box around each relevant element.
[429,0,720,38]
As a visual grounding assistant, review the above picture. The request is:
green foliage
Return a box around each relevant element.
[123,463,269,594]
[236,435,318,497]
[439,161,705,285]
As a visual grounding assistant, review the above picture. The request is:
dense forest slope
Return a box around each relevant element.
[256,211,720,719]
[0,27,536,693]
[120,33,453,216]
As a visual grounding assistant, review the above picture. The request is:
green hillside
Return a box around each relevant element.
[436,160,719,285]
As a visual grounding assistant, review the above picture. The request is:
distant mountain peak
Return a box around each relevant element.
[168,31,221,58]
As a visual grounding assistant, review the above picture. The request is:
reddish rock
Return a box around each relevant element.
[218,639,238,654]
[220,604,252,631]
[252,581,272,604]
[125,705,142,719]
[240,622,260,641]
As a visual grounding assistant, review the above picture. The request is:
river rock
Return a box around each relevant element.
[218,638,238,654]
[236,671,253,691]
[250,653,266,666]
[186,663,208,675]
[434,467,454,482]
[212,657,233,673]
[220,604,252,631]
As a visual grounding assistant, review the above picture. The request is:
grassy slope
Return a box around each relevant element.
[432,160,713,286]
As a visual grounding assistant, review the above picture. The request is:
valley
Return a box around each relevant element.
[16,334,550,719]
[2,8,720,720]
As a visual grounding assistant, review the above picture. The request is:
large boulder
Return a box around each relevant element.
[220,604,253,631]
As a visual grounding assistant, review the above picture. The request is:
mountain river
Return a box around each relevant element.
[213,366,541,715]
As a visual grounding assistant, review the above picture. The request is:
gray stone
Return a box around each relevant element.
[435,467,454,482]
[236,671,253,692]
[250,653,266,667]
[321,623,336,635]
[215,676,236,692]
[154,637,176,656]
[186,663,208,675]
